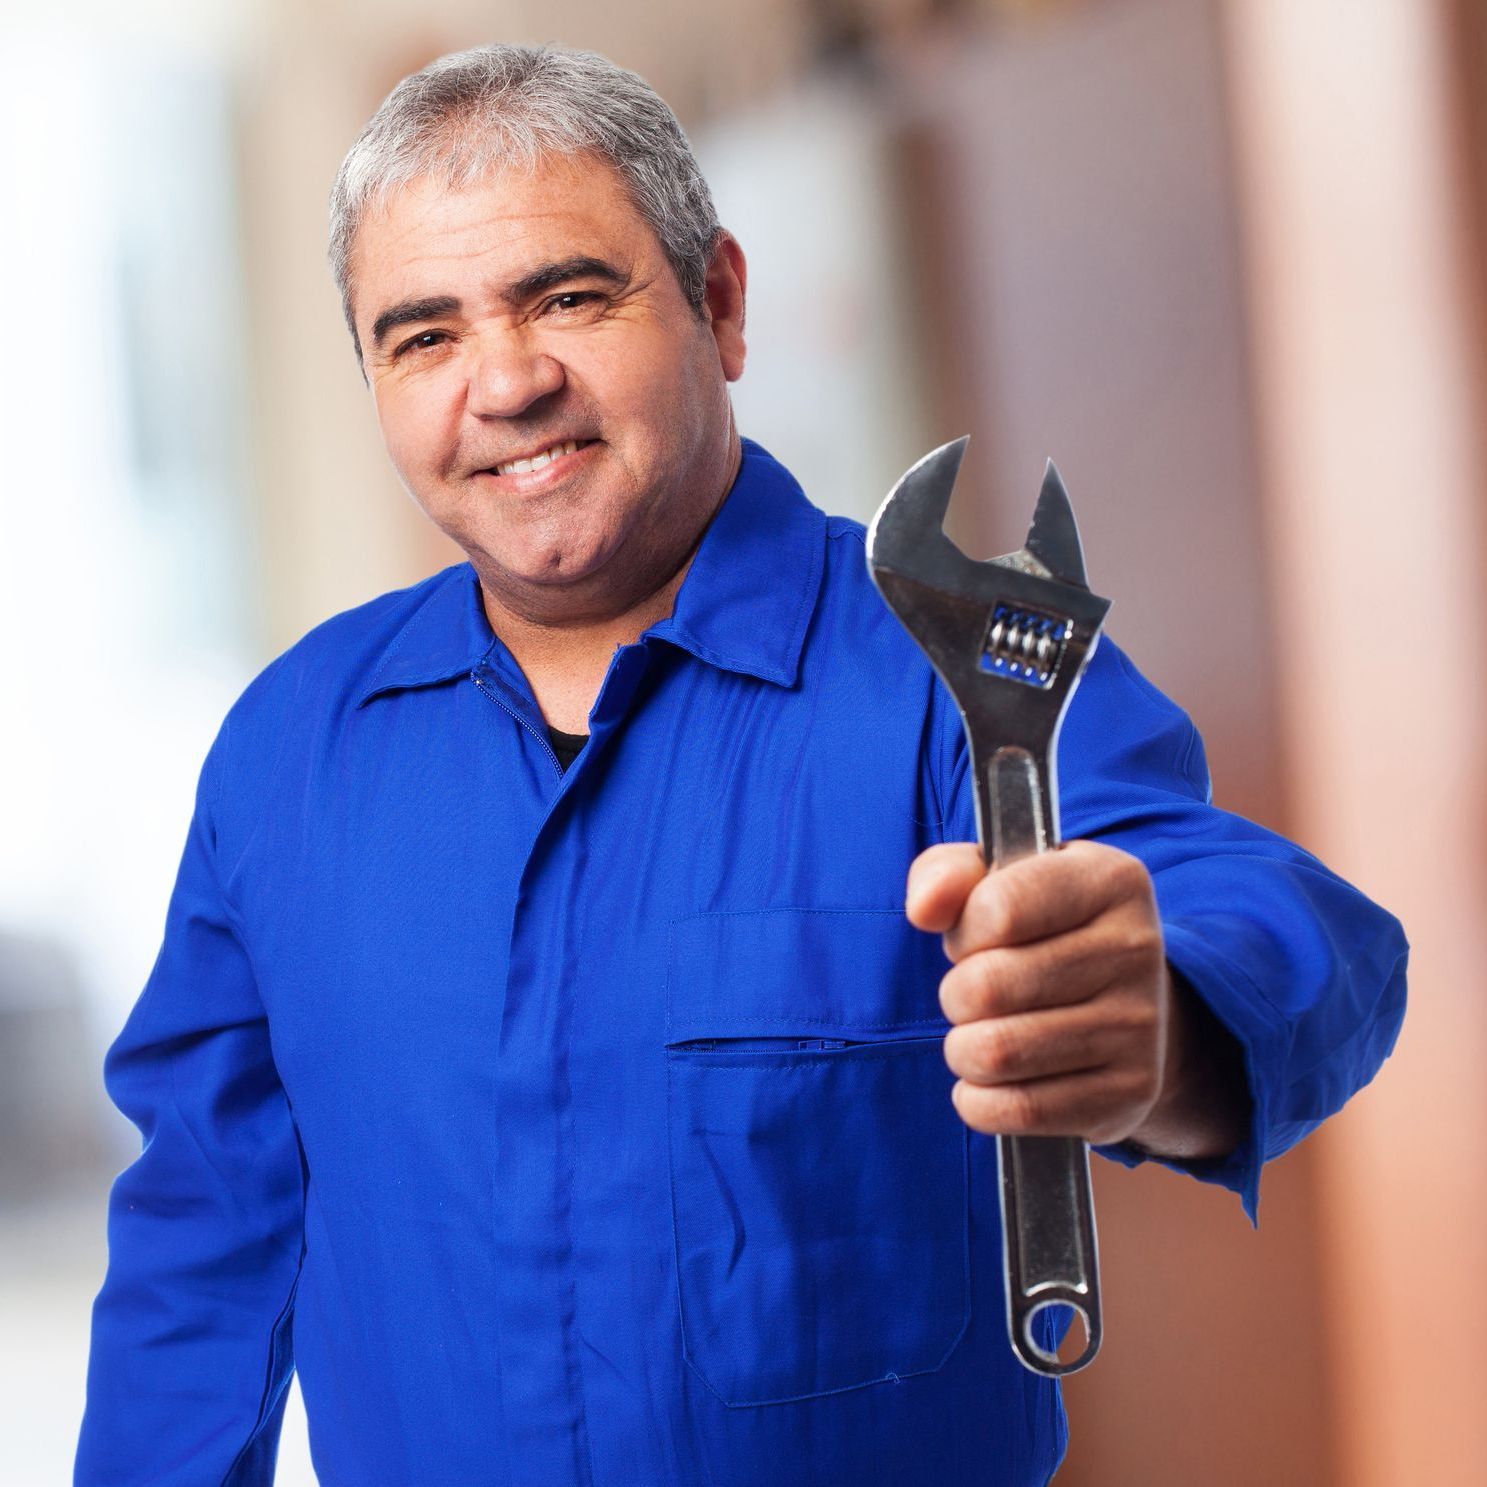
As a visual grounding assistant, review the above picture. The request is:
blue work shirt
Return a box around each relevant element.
[77,439,1407,1486]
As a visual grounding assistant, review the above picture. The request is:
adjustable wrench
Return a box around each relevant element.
[867,438,1112,1376]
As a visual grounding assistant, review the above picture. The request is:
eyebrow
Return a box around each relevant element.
[505,255,629,303]
[368,257,630,352]
[370,295,462,352]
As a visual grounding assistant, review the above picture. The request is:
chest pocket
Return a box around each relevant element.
[665,908,970,1408]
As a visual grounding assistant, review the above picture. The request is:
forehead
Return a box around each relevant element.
[351,153,655,304]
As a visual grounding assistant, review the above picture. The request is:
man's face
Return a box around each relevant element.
[350,152,745,622]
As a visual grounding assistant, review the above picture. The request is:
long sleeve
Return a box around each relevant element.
[938,634,1409,1225]
[75,725,306,1486]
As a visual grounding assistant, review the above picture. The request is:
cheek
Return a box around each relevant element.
[586,327,711,427]
[377,377,455,476]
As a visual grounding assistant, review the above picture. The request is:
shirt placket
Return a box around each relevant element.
[478,642,654,1486]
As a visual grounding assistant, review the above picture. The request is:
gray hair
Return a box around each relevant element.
[328,43,722,360]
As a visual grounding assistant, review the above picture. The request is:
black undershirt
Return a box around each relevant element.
[547,726,589,773]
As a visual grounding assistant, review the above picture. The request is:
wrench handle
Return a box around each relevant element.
[978,747,1102,1376]
[997,1134,1101,1375]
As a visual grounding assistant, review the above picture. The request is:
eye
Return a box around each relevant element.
[393,330,449,358]
[543,290,602,315]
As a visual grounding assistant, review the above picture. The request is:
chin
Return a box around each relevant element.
[480,544,607,588]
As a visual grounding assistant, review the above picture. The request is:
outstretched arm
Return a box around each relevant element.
[922,635,1408,1225]
[907,836,1252,1158]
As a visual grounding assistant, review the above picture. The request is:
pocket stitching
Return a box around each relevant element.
[666,1038,972,1408]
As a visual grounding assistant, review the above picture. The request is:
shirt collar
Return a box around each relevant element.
[353,562,498,708]
[355,437,826,707]
[641,437,826,687]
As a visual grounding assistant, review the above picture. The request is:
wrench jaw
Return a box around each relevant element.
[865,437,969,577]
[1023,459,1090,591]
[868,461,1111,858]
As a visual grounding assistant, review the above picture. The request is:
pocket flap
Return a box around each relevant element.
[666,908,950,1046]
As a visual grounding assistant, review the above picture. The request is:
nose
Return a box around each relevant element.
[466,327,565,418]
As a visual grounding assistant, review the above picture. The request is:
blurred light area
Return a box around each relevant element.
[4,0,255,60]
[0,25,254,1061]
[0,16,277,1477]
[696,72,930,522]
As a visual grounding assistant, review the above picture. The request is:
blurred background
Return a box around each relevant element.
[2,0,1484,1481]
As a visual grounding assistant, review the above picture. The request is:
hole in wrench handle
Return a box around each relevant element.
[998,1133,1103,1376]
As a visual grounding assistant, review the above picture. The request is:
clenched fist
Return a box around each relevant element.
[906,840,1249,1158]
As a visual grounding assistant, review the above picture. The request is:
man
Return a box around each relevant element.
[76,43,1406,1487]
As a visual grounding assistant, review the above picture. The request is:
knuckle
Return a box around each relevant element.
[938,964,972,1022]
[942,1026,973,1078]
[1000,1082,1040,1133]
[968,1021,1015,1082]
[1069,839,1117,887]
[972,873,1022,945]
[1002,869,1042,937]
[940,954,1003,1024]
[939,1011,1023,1082]
[973,1027,1006,1082]
[1109,919,1163,972]
[1113,991,1159,1039]
[952,1078,1029,1137]
[974,953,1006,1013]
[942,921,976,966]
[1106,847,1149,894]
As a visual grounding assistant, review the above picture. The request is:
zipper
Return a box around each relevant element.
[472,669,565,777]
[674,1038,851,1052]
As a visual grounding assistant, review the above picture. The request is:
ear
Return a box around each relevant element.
[703,231,747,382]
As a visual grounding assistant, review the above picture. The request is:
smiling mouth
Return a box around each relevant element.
[489,439,594,477]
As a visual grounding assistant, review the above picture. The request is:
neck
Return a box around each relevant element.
[480,560,692,735]
[481,554,694,672]
[478,433,742,731]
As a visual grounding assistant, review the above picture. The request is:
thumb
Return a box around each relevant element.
[905,842,986,933]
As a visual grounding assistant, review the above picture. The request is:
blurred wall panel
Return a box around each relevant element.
[1223,2,1487,1483]
[895,2,1336,1483]
[898,0,1283,828]
[0,32,256,1038]
[236,43,452,658]
[696,76,932,524]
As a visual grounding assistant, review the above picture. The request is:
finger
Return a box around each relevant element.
[944,840,1147,959]
[943,1003,1129,1086]
[949,1064,1157,1145]
[933,927,1118,1023]
[905,842,986,933]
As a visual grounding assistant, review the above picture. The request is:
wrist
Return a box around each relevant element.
[1128,963,1250,1161]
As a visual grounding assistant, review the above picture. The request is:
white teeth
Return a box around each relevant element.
[496,439,581,477]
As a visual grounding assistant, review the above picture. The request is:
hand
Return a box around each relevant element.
[906,840,1246,1155]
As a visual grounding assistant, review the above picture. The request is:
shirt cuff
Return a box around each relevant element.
[1091,920,1287,1227]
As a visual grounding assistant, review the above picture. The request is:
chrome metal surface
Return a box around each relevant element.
[866,440,1112,1377]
